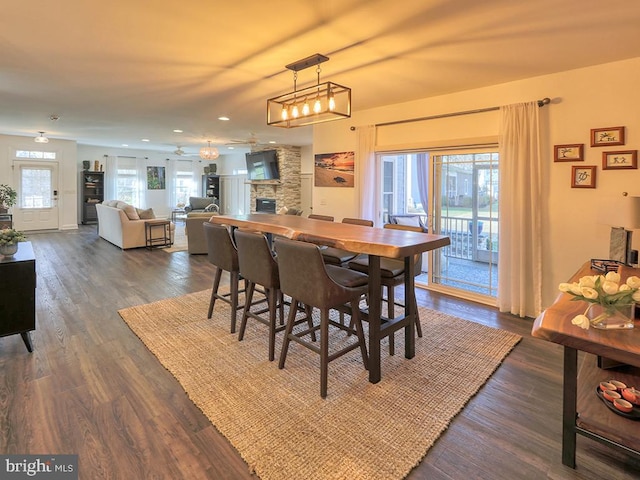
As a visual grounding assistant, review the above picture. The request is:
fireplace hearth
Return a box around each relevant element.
[256,198,276,213]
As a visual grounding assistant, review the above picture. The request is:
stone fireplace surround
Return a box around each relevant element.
[248,145,301,214]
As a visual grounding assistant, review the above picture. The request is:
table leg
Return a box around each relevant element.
[562,346,578,468]
[21,331,33,352]
[368,255,382,383]
[403,256,416,359]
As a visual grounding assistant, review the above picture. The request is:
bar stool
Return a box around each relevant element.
[203,222,246,334]
[235,230,317,361]
[276,238,369,398]
[348,223,424,355]
[322,218,374,266]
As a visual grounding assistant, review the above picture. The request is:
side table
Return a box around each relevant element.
[171,209,186,224]
[145,219,172,250]
[532,262,640,468]
[0,241,36,352]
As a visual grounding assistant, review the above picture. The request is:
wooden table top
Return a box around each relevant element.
[531,262,640,367]
[209,214,451,258]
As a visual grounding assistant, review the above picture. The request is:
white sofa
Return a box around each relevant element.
[96,201,175,249]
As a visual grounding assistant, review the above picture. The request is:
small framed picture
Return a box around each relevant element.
[602,150,638,170]
[571,166,596,188]
[590,126,625,147]
[554,144,584,162]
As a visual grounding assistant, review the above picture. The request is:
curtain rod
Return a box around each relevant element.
[350,97,550,130]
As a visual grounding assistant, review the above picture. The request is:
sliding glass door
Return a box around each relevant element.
[378,148,499,303]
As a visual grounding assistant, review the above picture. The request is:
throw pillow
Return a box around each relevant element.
[395,216,422,228]
[136,207,155,219]
[103,200,118,207]
[118,203,140,220]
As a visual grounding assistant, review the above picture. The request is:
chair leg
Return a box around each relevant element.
[267,288,278,361]
[350,300,369,370]
[320,309,330,398]
[306,304,317,342]
[208,268,223,319]
[387,285,395,356]
[413,295,423,338]
[238,281,255,341]
[278,291,285,325]
[278,299,299,369]
[229,271,240,334]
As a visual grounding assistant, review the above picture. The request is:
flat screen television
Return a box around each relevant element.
[245,150,280,180]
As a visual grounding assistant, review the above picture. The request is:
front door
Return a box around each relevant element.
[13,160,59,231]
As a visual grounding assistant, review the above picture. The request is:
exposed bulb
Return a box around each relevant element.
[302,101,310,116]
[292,105,299,118]
[281,106,288,120]
[328,95,336,111]
[313,98,322,113]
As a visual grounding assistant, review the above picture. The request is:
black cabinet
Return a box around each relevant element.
[81,171,105,224]
[202,174,221,206]
[0,241,36,352]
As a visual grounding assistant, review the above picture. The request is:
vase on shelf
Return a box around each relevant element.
[587,303,635,330]
[0,243,18,258]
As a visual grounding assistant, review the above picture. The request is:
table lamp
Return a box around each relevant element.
[601,193,640,265]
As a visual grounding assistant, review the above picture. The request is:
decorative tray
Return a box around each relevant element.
[595,387,640,420]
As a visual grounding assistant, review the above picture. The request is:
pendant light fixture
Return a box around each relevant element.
[267,53,351,128]
[34,131,49,143]
[199,140,219,160]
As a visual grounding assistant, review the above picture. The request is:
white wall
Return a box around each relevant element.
[0,134,78,230]
[312,56,640,309]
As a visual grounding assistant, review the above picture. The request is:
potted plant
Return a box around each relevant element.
[0,184,17,212]
[0,227,26,257]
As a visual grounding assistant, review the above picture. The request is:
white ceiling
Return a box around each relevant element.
[2,0,640,156]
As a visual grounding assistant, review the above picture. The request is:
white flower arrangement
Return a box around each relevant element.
[558,271,640,329]
[0,228,26,246]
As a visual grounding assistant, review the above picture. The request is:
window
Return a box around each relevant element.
[20,166,53,208]
[175,161,197,207]
[16,150,56,159]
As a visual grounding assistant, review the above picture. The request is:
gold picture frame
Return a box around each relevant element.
[590,126,625,147]
[554,144,584,162]
[571,166,596,188]
[602,150,638,170]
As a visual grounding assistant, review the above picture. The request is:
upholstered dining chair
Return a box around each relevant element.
[234,229,316,361]
[276,238,369,398]
[347,223,424,355]
[203,222,246,334]
[322,217,374,266]
[307,214,334,222]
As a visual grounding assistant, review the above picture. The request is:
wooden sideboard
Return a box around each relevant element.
[0,241,36,352]
[532,262,640,468]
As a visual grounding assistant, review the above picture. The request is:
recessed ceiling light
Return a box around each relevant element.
[173,129,183,133]
[227,146,235,150]
[122,144,129,147]
[141,138,150,142]
[268,141,276,144]
[218,116,230,121]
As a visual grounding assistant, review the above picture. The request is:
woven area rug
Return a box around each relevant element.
[118,290,521,480]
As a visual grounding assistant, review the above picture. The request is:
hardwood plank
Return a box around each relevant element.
[0,226,638,479]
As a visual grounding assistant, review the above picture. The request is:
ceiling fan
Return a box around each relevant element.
[225,133,262,147]
[173,146,185,156]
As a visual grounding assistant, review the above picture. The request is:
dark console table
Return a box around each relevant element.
[0,241,36,352]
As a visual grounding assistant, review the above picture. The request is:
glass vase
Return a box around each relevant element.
[0,243,18,258]
[587,303,635,330]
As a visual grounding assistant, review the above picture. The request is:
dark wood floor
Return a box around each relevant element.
[1,226,639,479]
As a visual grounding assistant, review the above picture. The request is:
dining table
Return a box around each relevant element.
[208,214,450,383]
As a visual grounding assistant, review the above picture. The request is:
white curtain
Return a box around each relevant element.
[104,155,118,200]
[356,125,378,224]
[497,102,542,318]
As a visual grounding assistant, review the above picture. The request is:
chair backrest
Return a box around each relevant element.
[203,222,239,272]
[342,217,374,227]
[383,223,423,272]
[234,229,279,289]
[383,223,423,233]
[276,239,355,309]
[308,214,334,222]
